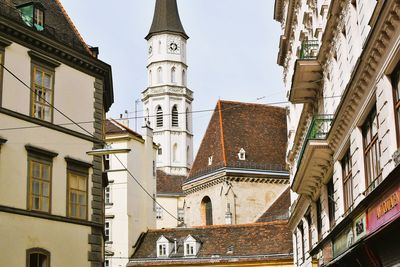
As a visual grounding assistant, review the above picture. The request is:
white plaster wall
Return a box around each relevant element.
[0,213,91,267]
[105,131,156,267]
[2,42,96,135]
[156,195,185,229]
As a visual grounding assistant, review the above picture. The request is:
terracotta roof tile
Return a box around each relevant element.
[106,119,143,139]
[4,0,92,55]
[187,100,287,181]
[131,221,293,264]
[257,187,290,222]
[157,170,186,195]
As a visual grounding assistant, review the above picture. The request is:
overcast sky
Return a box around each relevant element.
[61,0,285,152]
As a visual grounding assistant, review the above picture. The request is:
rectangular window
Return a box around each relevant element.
[391,63,400,146]
[159,244,166,256]
[298,223,305,264]
[327,178,335,228]
[156,205,163,220]
[105,220,111,242]
[342,149,353,211]
[31,65,54,122]
[316,198,322,240]
[363,107,381,194]
[67,172,88,220]
[105,186,111,205]
[305,211,312,251]
[178,208,184,222]
[28,159,51,212]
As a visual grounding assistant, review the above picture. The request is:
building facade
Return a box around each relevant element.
[128,221,293,267]
[104,120,157,267]
[142,0,194,177]
[274,0,400,265]
[142,0,194,229]
[0,0,113,266]
[183,100,290,227]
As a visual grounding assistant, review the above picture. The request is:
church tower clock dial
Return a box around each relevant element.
[141,0,193,176]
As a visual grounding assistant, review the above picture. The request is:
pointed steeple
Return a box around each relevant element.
[145,0,188,40]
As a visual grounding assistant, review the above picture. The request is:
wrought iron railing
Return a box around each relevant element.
[296,114,334,169]
[300,40,319,59]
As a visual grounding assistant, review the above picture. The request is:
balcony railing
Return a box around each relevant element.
[300,40,319,59]
[297,115,334,169]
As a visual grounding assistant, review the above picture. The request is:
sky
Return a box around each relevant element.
[61,0,285,153]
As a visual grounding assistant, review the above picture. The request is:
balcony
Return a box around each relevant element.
[292,115,333,196]
[289,40,322,104]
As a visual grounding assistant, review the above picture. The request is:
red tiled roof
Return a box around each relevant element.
[106,119,143,139]
[130,221,293,265]
[257,187,290,222]
[157,170,186,195]
[187,100,287,181]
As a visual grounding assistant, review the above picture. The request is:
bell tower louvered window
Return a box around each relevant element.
[156,106,163,127]
[172,105,178,127]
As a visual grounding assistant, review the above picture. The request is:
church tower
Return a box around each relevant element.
[142,0,193,176]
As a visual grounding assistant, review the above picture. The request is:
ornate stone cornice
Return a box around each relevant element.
[328,0,400,151]
[142,85,193,101]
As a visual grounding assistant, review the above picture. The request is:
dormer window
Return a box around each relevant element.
[17,2,45,31]
[156,235,172,258]
[208,156,213,166]
[238,148,246,160]
[184,235,201,257]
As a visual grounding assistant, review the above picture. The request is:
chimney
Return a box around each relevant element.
[119,111,129,127]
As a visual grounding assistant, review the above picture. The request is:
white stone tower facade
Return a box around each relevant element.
[142,0,193,176]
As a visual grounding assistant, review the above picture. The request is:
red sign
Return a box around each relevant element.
[367,186,400,233]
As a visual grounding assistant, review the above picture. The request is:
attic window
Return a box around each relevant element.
[184,235,200,257]
[208,156,213,166]
[238,148,246,160]
[18,2,45,31]
[158,244,167,256]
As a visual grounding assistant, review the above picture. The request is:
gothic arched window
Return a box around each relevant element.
[156,106,163,127]
[172,105,179,127]
[171,67,176,83]
[201,196,213,225]
[157,67,163,83]
[185,108,190,131]
[182,69,186,86]
[173,143,178,162]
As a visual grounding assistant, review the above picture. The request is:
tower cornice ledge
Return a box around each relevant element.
[142,86,193,101]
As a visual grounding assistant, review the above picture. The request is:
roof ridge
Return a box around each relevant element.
[146,220,289,233]
[217,100,227,166]
[219,99,287,110]
[54,0,93,56]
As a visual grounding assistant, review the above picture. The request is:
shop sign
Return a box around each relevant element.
[367,185,400,234]
[353,213,366,242]
[333,226,353,257]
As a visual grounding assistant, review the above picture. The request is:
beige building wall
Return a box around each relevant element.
[155,195,185,229]
[0,213,91,267]
[184,175,288,227]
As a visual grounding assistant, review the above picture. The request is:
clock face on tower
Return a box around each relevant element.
[167,40,181,54]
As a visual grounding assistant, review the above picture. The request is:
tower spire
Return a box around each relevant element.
[146,0,188,40]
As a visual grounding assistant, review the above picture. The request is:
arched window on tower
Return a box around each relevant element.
[201,196,213,225]
[157,67,163,83]
[172,105,179,127]
[158,40,162,54]
[187,146,190,165]
[171,67,176,83]
[149,70,152,86]
[185,108,190,131]
[156,106,163,127]
[173,143,178,162]
[145,108,150,126]
[182,69,186,86]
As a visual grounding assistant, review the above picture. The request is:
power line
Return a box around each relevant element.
[0,62,180,222]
